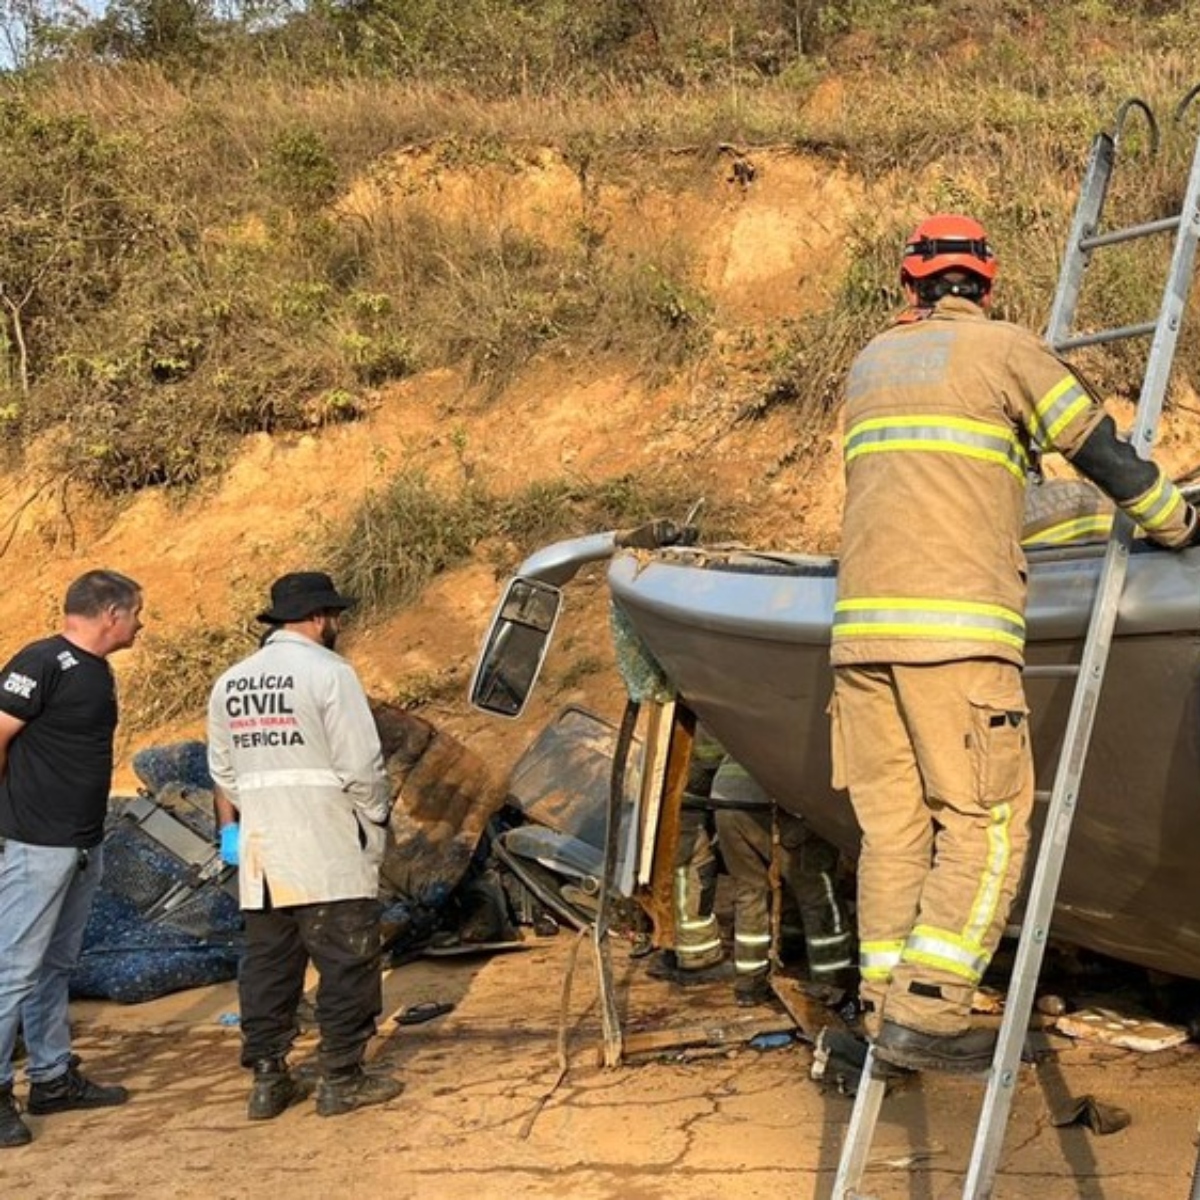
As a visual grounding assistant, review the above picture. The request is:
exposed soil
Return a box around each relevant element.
[5,145,1200,1197]
[10,933,1200,1199]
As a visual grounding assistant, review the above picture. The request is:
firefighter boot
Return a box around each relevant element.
[873,1018,996,1075]
[733,970,775,1008]
[27,1065,128,1114]
[0,1083,32,1148]
[315,1066,404,1118]
[247,1058,311,1121]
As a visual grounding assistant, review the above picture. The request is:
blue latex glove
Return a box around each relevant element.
[219,823,240,867]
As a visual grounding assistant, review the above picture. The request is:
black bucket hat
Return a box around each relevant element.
[256,571,355,624]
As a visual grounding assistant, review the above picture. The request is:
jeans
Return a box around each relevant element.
[0,838,104,1087]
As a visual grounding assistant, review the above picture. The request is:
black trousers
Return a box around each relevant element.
[239,894,383,1075]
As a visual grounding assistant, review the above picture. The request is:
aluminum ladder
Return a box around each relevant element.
[832,87,1200,1200]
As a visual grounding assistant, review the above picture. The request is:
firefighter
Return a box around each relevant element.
[830,213,1200,1074]
[649,723,725,978]
[711,756,855,1007]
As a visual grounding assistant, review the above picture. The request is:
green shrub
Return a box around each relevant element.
[325,471,492,614]
[324,467,740,621]
[2,2,1198,502]
[263,127,340,214]
[121,622,258,736]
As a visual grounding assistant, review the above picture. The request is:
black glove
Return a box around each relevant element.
[615,518,686,550]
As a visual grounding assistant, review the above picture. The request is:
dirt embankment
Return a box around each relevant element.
[0,146,874,786]
[7,131,1200,1200]
[3,140,1200,787]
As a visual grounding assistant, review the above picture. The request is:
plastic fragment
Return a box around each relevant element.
[748,1031,795,1050]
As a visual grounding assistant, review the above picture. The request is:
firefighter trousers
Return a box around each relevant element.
[830,659,1033,1036]
[671,808,723,970]
[714,805,854,983]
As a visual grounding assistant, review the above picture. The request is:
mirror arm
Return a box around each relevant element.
[517,531,619,587]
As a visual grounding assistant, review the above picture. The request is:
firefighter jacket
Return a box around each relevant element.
[832,297,1194,668]
[207,630,391,909]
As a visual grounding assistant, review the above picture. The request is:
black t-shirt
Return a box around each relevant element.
[0,634,118,848]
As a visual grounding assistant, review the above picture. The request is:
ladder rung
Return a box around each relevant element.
[1078,213,1181,251]
[1023,664,1081,679]
[1056,320,1158,351]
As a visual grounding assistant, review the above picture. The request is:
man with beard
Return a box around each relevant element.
[207,571,399,1121]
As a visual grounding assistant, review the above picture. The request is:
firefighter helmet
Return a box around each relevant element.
[901,214,997,286]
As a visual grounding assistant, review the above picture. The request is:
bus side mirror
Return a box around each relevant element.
[468,577,563,718]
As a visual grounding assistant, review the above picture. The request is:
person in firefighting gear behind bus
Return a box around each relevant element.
[829,213,1200,1075]
[206,571,402,1120]
[711,756,856,1008]
[648,724,725,980]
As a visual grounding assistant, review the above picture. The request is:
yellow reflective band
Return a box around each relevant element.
[836,597,1024,620]
[965,802,1013,946]
[735,932,772,946]
[861,939,905,954]
[860,939,904,981]
[833,597,1025,649]
[814,876,849,935]
[679,937,723,956]
[845,414,1028,482]
[811,957,856,975]
[1022,515,1112,546]
[1126,472,1184,531]
[833,623,1025,649]
[811,934,855,974]
[809,931,854,948]
[902,925,988,984]
[1034,375,1091,446]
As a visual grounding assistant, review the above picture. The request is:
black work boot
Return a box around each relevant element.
[27,1065,128,1115]
[733,971,775,1008]
[0,1084,32,1148]
[314,1066,404,1118]
[646,950,729,985]
[811,1028,913,1096]
[247,1059,311,1121]
[873,1018,996,1074]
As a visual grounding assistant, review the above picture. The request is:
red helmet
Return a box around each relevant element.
[901,214,997,285]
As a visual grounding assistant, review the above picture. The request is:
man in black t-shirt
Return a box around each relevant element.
[0,569,144,1149]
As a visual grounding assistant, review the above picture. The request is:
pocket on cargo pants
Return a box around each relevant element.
[968,689,1030,807]
[826,690,847,791]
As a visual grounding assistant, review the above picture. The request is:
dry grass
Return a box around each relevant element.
[323,467,742,624]
[323,472,492,616]
[120,623,259,738]
[29,2,1200,742]
[2,3,1199,495]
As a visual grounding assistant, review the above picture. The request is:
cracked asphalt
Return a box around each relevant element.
[4,935,1200,1199]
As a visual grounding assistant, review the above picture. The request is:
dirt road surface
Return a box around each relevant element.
[6,934,1200,1200]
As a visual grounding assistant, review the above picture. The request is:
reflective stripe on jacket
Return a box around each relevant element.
[832,298,1191,667]
[207,630,391,909]
[1021,479,1114,547]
